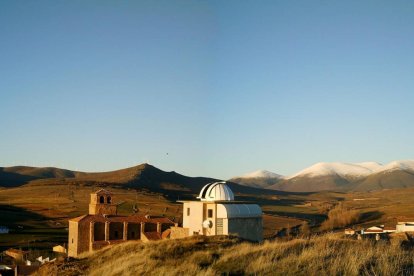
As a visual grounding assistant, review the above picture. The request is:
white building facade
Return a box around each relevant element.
[396,222,414,232]
[180,182,263,242]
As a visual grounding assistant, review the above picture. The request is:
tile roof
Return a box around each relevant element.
[383,227,396,230]
[5,249,28,255]
[69,214,88,222]
[93,189,112,195]
[69,214,174,225]
[144,232,162,240]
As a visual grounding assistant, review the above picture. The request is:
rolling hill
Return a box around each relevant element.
[0,164,273,196]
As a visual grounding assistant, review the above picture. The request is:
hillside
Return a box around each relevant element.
[352,169,414,191]
[270,175,351,192]
[0,164,269,196]
[38,234,414,276]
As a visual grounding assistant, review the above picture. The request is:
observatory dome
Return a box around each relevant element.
[197,181,234,201]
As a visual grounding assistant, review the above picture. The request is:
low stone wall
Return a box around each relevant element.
[170,227,189,239]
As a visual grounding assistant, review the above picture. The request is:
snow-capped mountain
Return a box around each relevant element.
[233,160,414,192]
[241,170,284,179]
[229,170,283,189]
[268,160,414,192]
[287,162,383,180]
[287,160,414,179]
[373,160,414,174]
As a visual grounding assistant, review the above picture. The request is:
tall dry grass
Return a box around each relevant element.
[320,204,361,231]
[39,233,414,276]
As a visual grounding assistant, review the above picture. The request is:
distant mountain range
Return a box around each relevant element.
[0,164,272,197]
[2,160,414,194]
[230,160,414,192]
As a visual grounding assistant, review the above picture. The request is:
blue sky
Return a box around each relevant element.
[1,1,413,179]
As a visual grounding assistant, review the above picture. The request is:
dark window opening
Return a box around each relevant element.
[114,231,119,239]
[107,196,112,204]
[187,208,190,216]
[208,209,213,218]
[99,196,105,203]
[131,232,135,238]
[72,238,74,243]
[93,222,105,241]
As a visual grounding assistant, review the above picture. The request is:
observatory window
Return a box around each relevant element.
[208,209,213,218]
[99,196,105,203]
[107,196,112,204]
[187,208,190,216]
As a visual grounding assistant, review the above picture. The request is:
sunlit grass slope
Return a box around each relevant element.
[39,233,414,276]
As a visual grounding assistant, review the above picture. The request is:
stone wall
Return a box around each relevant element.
[68,221,78,257]
[170,226,190,239]
[77,221,91,256]
[88,204,117,215]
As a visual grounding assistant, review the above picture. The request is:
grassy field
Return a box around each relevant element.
[3,179,414,251]
[37,233,414,276]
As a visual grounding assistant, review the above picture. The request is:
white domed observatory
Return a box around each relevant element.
[179,182,263,242]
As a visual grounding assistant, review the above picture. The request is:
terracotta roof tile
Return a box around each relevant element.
[149,217,174,224]
[144,232,162,240]
[69,215,89,222]
[93,189,111,195]
[384,227,396,230]
[69,214,175,225]
[5,249,28,255]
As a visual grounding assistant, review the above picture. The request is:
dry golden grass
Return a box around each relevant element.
[320,204,361,231]
[39,233,414,276]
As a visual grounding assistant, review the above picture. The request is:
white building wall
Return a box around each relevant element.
[223,218,229,235]
[183,202,204,236]
[397,223,414,233]
[206,203,216,236]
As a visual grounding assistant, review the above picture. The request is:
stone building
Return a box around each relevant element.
[68,189,174,257]
[174,181,263,242]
